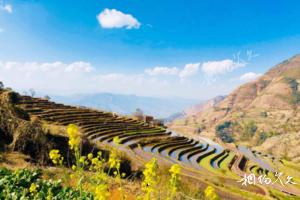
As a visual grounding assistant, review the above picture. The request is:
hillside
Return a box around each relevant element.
[169,54,300,162]
[1,88,300,198]
[184,95,226,117]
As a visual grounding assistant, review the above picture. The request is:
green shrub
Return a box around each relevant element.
[0,168,93,200]
[215,121,234,143]
[241,121,257,140]
[257,132,268,145]
[284,77,300,105]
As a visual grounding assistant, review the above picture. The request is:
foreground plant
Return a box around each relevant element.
[108,136,125,199]
[48,124,112,200]
[204,185,219,200]
[87,152,110,200]
[0,168,93,199]
[141,157,160,200]
[168,164,181,199]
[49,149,64,166]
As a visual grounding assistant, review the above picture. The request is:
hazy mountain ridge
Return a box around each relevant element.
[169,54,300,161]
[164,96,226,123]
[52,93,200,119]
[183,95,226,116]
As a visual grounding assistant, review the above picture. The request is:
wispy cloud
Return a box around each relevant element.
[1,61,93,73]
[246,50,259,61]
[97,8,140,29]
[202,59,246,76]
[240,72,262,82]
[0,4,12,13]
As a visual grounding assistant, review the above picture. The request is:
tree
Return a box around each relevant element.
[44,95,51,100]
[29,88,36,97]
[242,121,257,139]
[133,108,144,120]
[0,81,4,90]
[216,121,234,143]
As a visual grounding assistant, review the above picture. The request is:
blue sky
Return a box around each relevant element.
[0,0,300,99]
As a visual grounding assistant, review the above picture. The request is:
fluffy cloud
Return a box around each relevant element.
[240,72,262,82]
[65,61,93,72]
[97,8,140,29]
[0,60,170,96]
[179,63,200,78]
[202,59,246,76]
[145,66,179,76]
[0,4,12,13]
[145,63,200,79]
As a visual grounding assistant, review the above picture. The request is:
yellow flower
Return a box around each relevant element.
[141,158,159,200]
[168,164,181,198]
[79,156,86,163]
[113,136,121,146]
[94,184,110,200]
[108,148,121,170]
[67,124,81,150]
[204,186,219,200]
[169,164,181,175]
[29,183,38,193]
[72,165,77,171]
[88,153,93,160]
[49,149,63,165]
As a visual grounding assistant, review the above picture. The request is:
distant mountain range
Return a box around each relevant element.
[51,93,201,119]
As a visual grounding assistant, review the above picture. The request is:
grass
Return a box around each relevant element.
[269,188,300,200]
[225,185,268,200]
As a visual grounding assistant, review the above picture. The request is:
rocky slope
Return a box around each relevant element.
[169,54,300,161]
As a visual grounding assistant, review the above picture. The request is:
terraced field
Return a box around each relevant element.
[14,94,300,198]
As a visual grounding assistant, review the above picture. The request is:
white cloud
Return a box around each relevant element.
[202,59,246,76]
[65,61,93,72]
[0,60,170,96]
[145,63,200,79]
[240,72,262,82]
[179,63,200,79]
[98,73,125,81]
[0,28,3,33]
[1,4,12,13]
[97,8,140,29]
[145,66,179,76]
[0,61,93,73]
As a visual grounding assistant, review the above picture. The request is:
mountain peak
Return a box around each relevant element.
[265,53,300,79]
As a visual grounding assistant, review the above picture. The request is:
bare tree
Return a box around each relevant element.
[44,95,51,100]
[29,88,36,97]
[0,81,4,90]
[133,108,144,120]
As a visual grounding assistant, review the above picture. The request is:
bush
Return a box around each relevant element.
[284,77,300,105]
[241,121,257,140]
[257,132,268,145]
[215,121,234,143]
